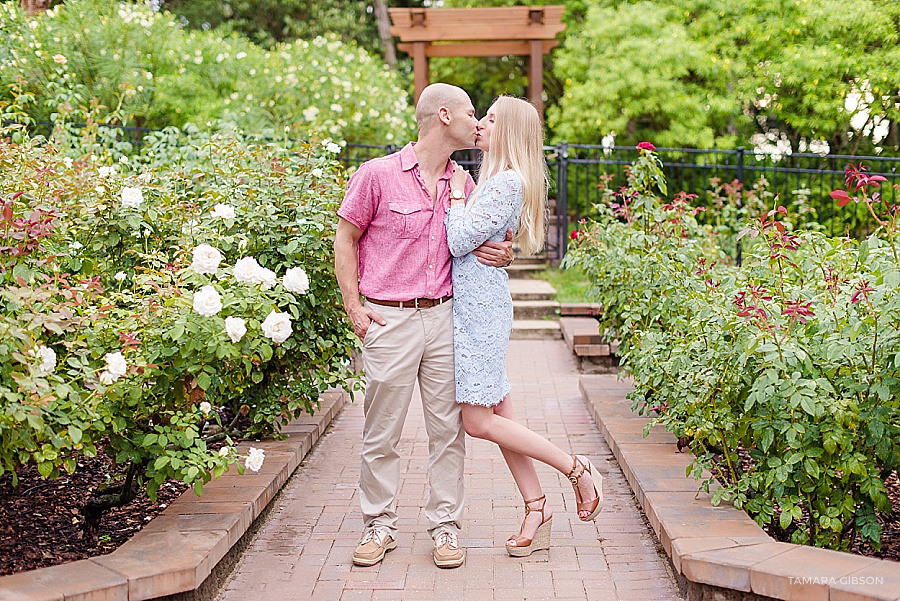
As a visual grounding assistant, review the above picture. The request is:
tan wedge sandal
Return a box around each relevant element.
[568,455,603,521]
[506,495,552,557]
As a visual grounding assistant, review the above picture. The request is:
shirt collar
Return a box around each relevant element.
[399,142,419,172]
[399,142,454,180]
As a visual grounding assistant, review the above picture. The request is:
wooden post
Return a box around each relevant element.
[412,42,429,105]
[529,40,543,115]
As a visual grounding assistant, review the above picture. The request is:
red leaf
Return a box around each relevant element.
[830,190,850,201]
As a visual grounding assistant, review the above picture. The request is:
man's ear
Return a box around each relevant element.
[438,106,451,126]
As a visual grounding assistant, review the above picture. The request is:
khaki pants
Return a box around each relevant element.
[359,300,465,539]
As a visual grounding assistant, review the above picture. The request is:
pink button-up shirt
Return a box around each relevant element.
[337,143,475,301]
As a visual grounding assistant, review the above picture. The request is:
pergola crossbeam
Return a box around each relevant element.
[388,6,565,114]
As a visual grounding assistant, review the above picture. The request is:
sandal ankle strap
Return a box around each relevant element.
[523,494,547,518]
[567,455,586,485]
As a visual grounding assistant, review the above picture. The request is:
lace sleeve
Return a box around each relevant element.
[445,171,521,257]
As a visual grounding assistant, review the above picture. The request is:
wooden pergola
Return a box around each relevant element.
[388,6,565,115]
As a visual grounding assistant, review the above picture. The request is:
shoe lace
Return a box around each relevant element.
[436,530,459,549]
[361,528,386,545]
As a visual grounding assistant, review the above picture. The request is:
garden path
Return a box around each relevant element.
[217,339,682,601]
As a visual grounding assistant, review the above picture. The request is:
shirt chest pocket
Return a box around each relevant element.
[388,202,431,239]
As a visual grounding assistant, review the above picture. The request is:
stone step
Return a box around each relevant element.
[504,263,547,279]
[513,300,560,320]
[559,317,602,346]
[510,319,562,340]
[559,302,601,317]
[508,279,556,301]
[512,256,550,266]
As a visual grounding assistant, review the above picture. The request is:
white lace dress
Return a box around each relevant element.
[445,170,522,407]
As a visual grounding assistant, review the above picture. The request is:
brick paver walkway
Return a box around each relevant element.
[218,340,683,601]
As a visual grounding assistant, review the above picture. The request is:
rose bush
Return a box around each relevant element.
[0,123,356,536]
[0,0,414,144]
[565,147,900,551]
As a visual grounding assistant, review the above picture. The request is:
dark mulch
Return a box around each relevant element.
[707,446,900,561]
[0,449,190,577]
[0,404,262,578]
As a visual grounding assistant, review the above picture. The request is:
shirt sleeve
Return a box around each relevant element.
[337,164,378,230]
[445,171,521,258]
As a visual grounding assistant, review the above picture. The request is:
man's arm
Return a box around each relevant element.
[472,229,514,267]
[334,218,385,340]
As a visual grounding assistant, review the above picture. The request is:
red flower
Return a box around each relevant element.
[569,229,584,240]
[637,142,655,152]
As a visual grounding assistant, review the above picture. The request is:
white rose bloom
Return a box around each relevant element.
[191,244,222,275]
[218,446,230,457]
[114,271,126,282]
[210,203,236,219]
[98,165,116,178]
[245,447,265,472]
[282,267,310,294]
[137,172,152,184]
[224,316,247,343]
[199,401,212,415]
[99,351,127,384]
[233,257,275,288]
[120,187,143,208]
[310,168,323,178]
[36,345,56,374]
[326,142,342,154]
[193,285,223,317]
[256,266,276,290]
[233,257,263,284]
[62,157,73,168]
[261,310,292,343]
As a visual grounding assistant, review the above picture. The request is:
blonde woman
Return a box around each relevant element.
[446,96,602,557]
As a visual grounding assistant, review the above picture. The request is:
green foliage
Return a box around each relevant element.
[533,265,590,303]
[549,0,900,155]
[160,0,384,49]
[0,121,357,500]
[0,0,414,143]
[550,1,736,149]
[565,149,900,550]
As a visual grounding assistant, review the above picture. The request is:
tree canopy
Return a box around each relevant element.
[548,0,900,154]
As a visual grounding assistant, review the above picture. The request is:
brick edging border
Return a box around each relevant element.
[0,389,349,601]
[579,375,900,601]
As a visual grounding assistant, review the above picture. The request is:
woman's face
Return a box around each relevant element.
[475,104,496,152]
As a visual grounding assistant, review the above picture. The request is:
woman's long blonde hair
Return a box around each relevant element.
[473,96,548,256]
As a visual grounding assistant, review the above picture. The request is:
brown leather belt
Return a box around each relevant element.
[365,295,452,309]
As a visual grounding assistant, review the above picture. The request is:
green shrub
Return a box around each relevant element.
[565,147,900,550]
[0,0,414,143]
[0,124,356,525]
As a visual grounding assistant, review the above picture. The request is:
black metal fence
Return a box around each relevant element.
[9,122,899,261]
[342,143,900,260]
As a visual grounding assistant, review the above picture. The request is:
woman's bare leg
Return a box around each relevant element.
[461,398,598,519]
[492,396,552,539]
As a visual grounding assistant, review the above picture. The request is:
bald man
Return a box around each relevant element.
[335,84,513,569]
